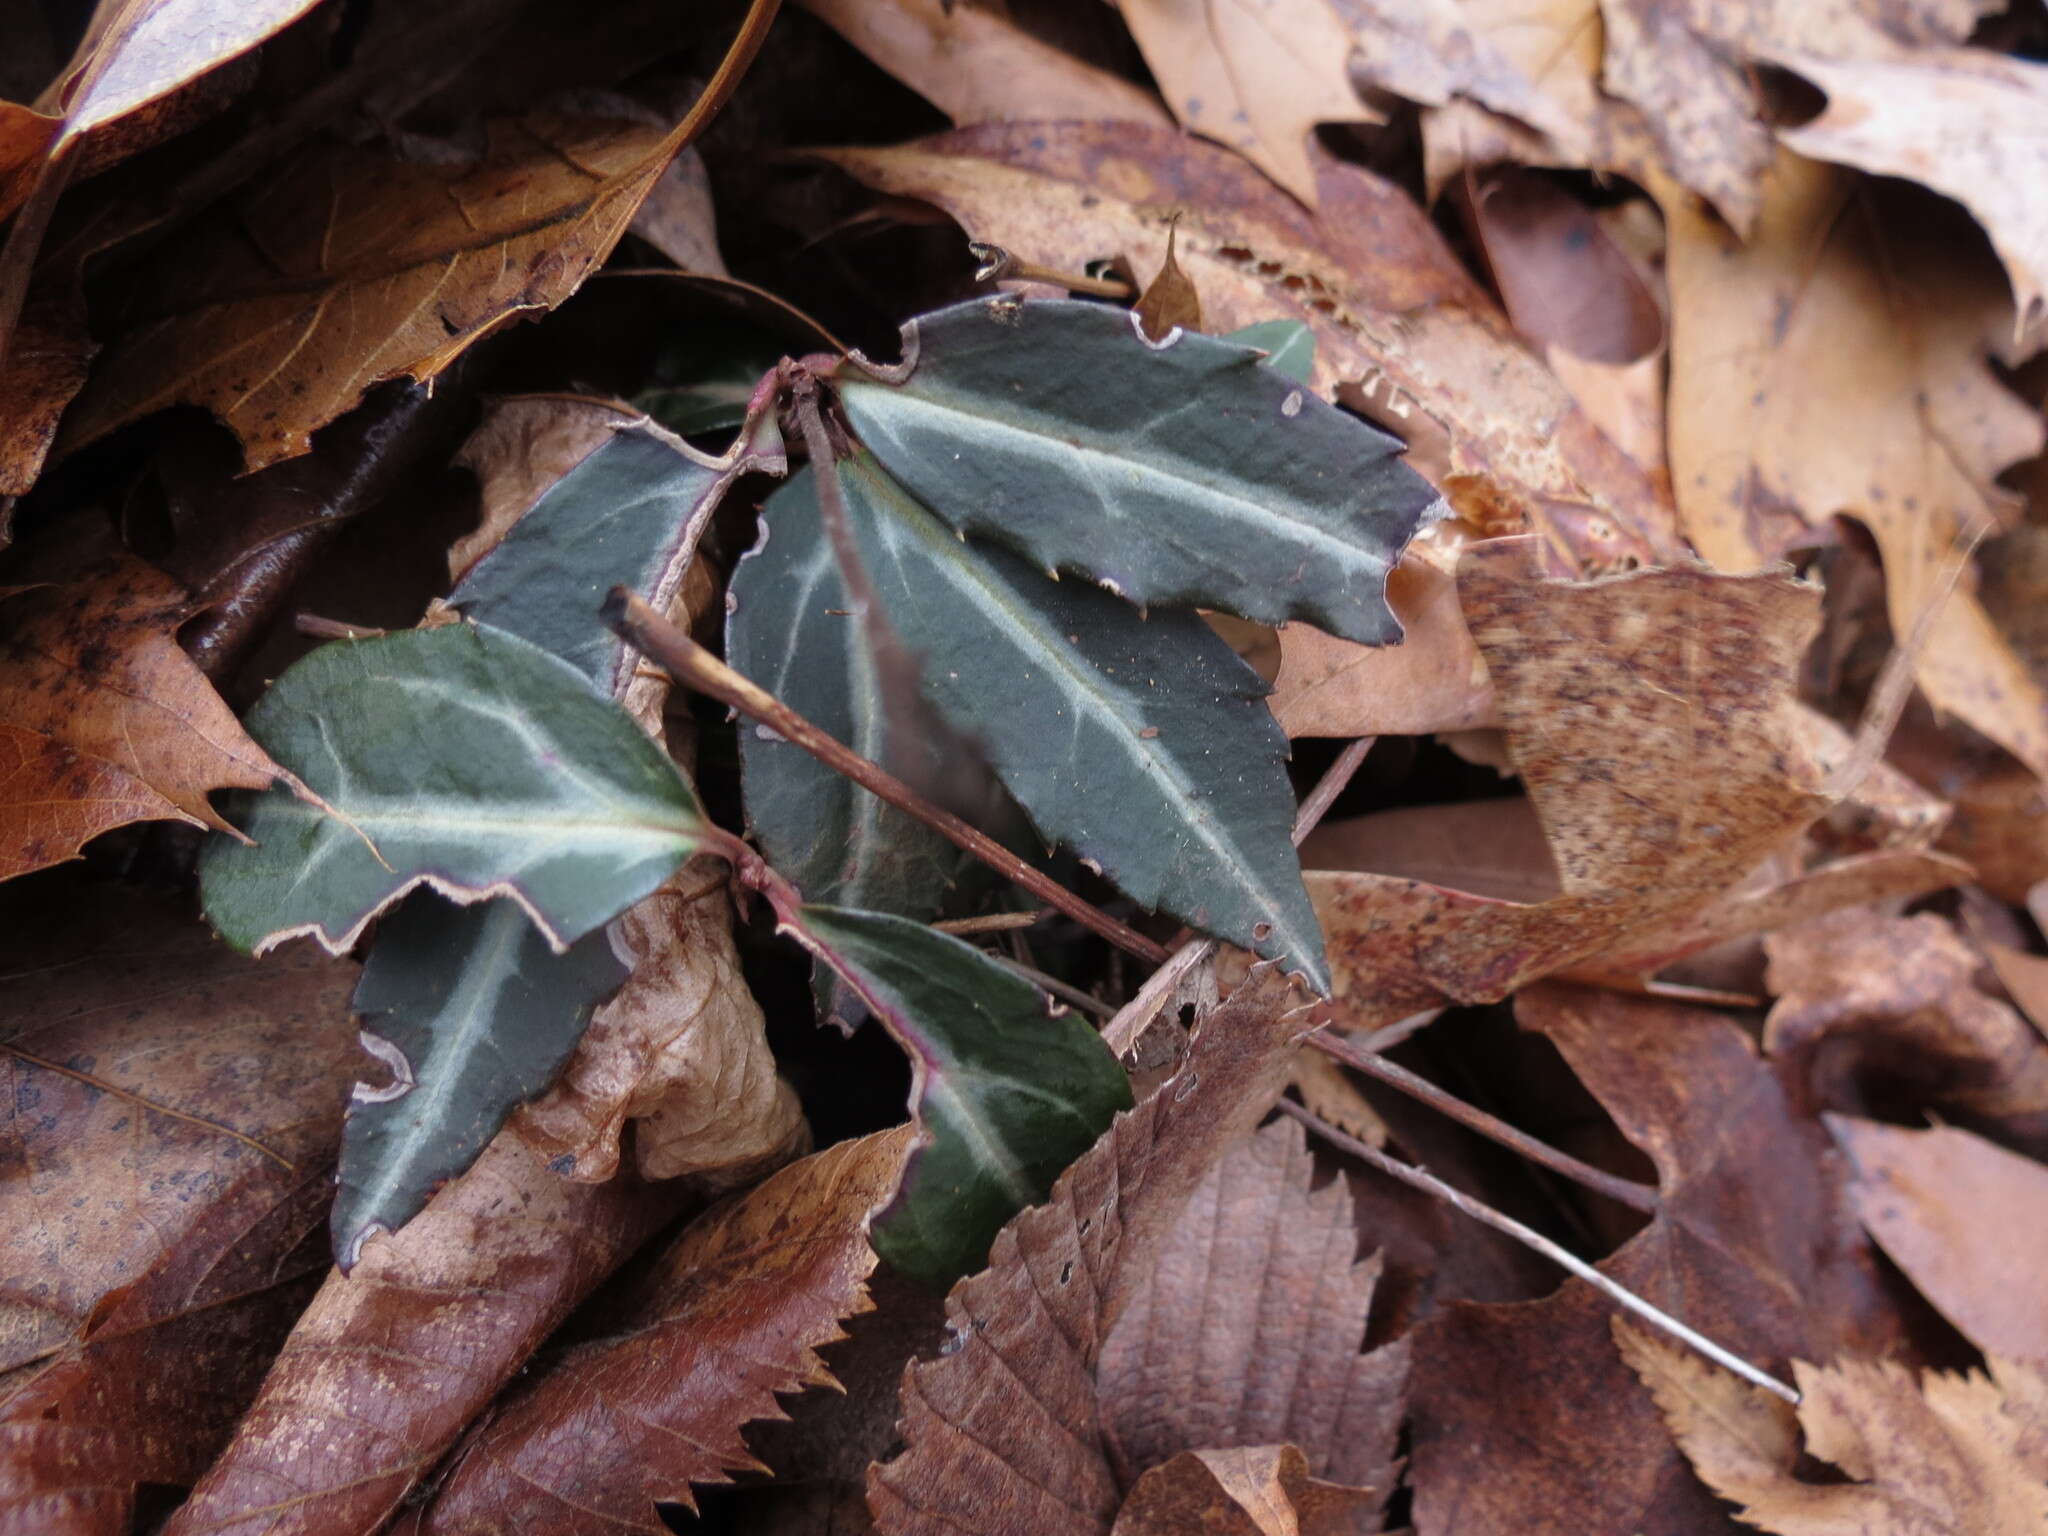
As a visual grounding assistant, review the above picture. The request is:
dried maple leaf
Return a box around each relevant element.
[62,109,693,472]
[1117,0,1375,205]
[1309,550,1836,1031]
[0,874,358,1529]
[1765,910,2048,1131]
[1664,151,2048,779]
[799,0,1173,129]
[867,969,1404,1535]
[411,1127,913,1534]
[1406,985,1917,1536]
[820,122,1680,573]
[161,1123,684,1536]
[0,556,279,880]
[1622,1323,2048,1534]
[1829,1116,2048,1367]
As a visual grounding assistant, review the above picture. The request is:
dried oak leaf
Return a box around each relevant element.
[1621,1322,2048,1534]
[63,109,689,472]
[0,555,278,879]
[161,1123,685,1536]
[0,874,358,1531]
[1406,984,1917,1536]
[867,968,1403,1536]
[819,121,1679,574]
[1829,1115,2048,1367]
[412,1126,914,1534]
[1664,151,2048,780]
[1765,910,2048,1133]
[798,0,1173,129]
[1112,1445,1379,1536]
[1308,550,1836,1032]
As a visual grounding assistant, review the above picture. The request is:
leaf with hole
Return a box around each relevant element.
[762,453,1324,987]
[199,622,710,956]
[334,892,630,1269]
[835,297,1441,644]
[795,904,1130,1287]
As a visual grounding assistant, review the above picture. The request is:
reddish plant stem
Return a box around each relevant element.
[605,588,1170,966]
[1307,1028,1659,1214]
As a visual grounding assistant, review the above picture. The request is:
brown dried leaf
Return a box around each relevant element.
[821,122,1679,571]
[1111,1446,1379,1536]
[1117,0,1373,205]
[1664,152,2048,778]
[798,0,1172,128]
[414,1127,914,1534]
[64,109,687,471]
[1627,1324,2048,1535]
[1310,553,1832,1032]
[869,968,1394,1536]
[1983,938,2048,1045]
[0,556,278,879]
[1133,220,1201,342]
[1406,985,1916,1535]
[1268,528,1492,739]
[1765,910,2048,1127]
[1830,1116,2048,1367]
[0,874,358,1528]
[628,147,728,277]
[161,1124,685,1536]
[0,278,92,497]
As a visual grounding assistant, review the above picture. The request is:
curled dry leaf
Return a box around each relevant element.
[1406,984,1915,1536]
[64,109,692,471]
[1622,1321,2048,1536]
[1828,1116,2048,1367]
[163,1124,687,1536]
[798,0,1172,128]
[868,968,1372,1535]
[1764,910,2048,1129]
[1117,0,1373,205]
[820,121,1680,572]
[0,555,278,880]
[414,1126,914,1534]
[1664,152,2048,779]
[1309,552,1835,1031]
[0,876,358,1529]
[1111,1445,1379,1536]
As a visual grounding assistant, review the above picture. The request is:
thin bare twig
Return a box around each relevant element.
[1279,1100,1800,1404]
[934,910,1052,936]
[605,589,1170,966]
[1308,1029,1659,1214]
[295,614,388,642]
[990,955,1116,1019]
[970,242,1134,298]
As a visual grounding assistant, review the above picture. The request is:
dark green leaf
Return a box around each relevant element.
[631,318,788,438]
[727,474,971,922]
[450,426,745,697]
[1224,318,1315,384]
[336,892,629,1268]
[794,904,1130,1286]
[836,297,1440,644]
[765,454,1326,989]
[200,622,708,956]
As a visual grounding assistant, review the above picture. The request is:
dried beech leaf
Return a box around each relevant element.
[0,556,278,879]
[1765,910,2048,1126]
[0,875,358,1528]
[1626,1326,2048,1536]
[867,967,1333,1535]
[1407,985,1914,1535]
[163,1124,685,1536]
[415,1127,914,1534]
[1111,1445,1379,1536]
[1117,0,1373,204]
[64,110,689,470]
[1829,1116,2048,1367]
[1098,1118,1407,1506]
[1664,152,2048,778]
[822,124,1678,571]
[798,0,1172,128]
[1311,556,1832,1032]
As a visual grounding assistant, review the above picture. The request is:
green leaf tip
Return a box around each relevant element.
[200,621,709,958]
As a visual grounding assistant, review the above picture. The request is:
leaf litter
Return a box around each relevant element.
[3,1,2048,1532]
